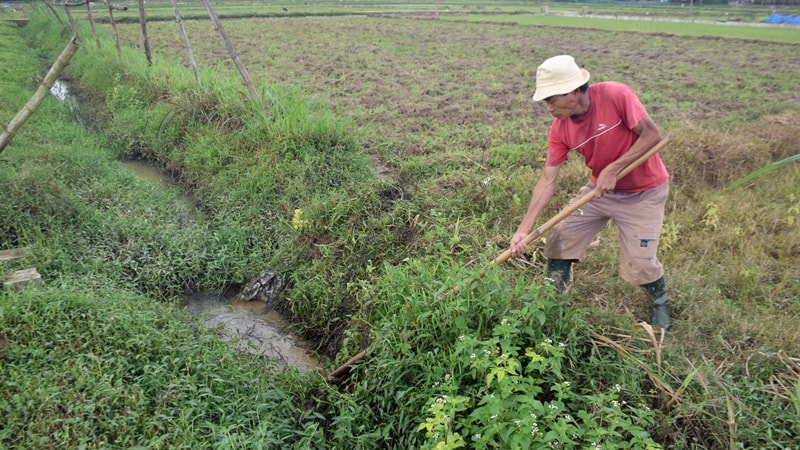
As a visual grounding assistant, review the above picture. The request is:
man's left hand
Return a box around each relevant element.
[595,169,617,197]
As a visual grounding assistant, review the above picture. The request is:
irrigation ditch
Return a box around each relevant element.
[50,78,321,371]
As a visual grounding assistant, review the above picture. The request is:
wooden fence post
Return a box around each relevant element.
[200,0,259,103]
[43,0,65,25]
[62,0,81,40]
[137,0,152,66]
[102,0,122,55]
[85,0,101,48]
[172,0,201,87]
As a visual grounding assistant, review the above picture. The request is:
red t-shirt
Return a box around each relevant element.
[545,81,669,192]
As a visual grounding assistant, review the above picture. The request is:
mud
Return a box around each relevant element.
[182,293,319,371]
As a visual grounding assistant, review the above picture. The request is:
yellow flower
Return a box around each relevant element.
[292,209,311,231]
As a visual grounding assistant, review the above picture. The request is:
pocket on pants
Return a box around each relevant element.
[621,233,663,285]
[632,234,659,258]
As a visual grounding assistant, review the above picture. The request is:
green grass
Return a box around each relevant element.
[2,4,799,449]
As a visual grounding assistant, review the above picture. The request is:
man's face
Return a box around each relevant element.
[543,90,579,120]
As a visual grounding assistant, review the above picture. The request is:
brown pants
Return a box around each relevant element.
[544,181,669,285]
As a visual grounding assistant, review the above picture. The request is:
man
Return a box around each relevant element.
[509,55,671,329]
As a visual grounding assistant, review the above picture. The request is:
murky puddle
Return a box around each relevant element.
[182,294,319,371]
[125,163,318,371]
[51,79,318,372]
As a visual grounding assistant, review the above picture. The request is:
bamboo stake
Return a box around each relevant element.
[0,37,80,154]
[102,0,121,55]
[200,0,260,103]
[43,0,65,26]
[172,0,201,87]
[137,0,152,66]
[62,1,81,40]
[85,0,101,48]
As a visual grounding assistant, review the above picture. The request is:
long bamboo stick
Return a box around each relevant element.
[0,37,80,154]
[328,135,673,379]
[493,135,673,266]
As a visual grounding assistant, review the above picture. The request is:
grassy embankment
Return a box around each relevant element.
[2,3,799,449]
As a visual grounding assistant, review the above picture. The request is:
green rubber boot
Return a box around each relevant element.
[642,277,671,330]
[546,259,574,294]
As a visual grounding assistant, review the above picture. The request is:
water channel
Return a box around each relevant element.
[52,80,319,372]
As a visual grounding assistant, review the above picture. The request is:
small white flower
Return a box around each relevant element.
[470,353,477,359]
[615,384,622,392]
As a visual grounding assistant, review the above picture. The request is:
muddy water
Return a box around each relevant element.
[53,79,320,372]
[123,160,319,371]
[182,294,319,372]
[123,160,199,225]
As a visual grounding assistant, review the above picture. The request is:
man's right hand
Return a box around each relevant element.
[510,231,531,258]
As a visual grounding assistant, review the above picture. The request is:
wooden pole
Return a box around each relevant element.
[102,0,122,55]
[62,1,81,41]
[200,0,260,103]
[172,0,201,87]
[137,0,152,66]
[85,0,100,48]
[328,349,367,379]
[0,37,80,154]
[43,0,65,26]
[493,136,673,266]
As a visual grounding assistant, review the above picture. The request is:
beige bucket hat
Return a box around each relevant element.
[532,55,591,102]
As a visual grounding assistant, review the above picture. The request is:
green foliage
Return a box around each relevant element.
[0,284,327,449]
[4,5,800,449]
[416,300,661,449]
[718,154,800,195]
[323,251,669,449]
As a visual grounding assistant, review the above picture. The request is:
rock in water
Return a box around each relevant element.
[239,271,288,307]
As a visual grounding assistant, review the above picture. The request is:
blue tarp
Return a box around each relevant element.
[763,14,800,25]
